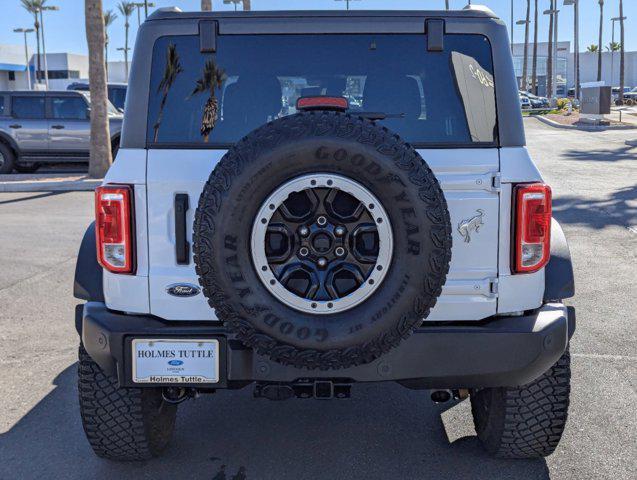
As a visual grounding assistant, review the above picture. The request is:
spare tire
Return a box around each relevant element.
[193,111,452,370]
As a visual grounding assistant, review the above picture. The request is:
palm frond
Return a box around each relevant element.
[21,0,46,14]
[190,59,227,97]
[157,43,184,94]
[103,10,118,28]
[117,1,135,17]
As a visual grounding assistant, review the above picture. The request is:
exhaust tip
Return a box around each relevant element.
[430,389,452,403]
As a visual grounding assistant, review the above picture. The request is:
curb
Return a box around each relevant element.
[531,115,637,130]
[0,179,101,193]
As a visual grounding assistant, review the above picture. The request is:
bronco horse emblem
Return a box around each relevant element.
[457,209,485,243]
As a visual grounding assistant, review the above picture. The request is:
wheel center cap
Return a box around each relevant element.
[312,232,332,253]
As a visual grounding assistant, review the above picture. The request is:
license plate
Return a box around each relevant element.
[132,339,219,384]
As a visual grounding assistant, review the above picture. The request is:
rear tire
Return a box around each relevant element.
[470,348,571,458]
[77,344,177,460]
[0,143,15,174]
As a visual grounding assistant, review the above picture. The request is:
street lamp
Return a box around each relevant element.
[563,0,579,99]
[13,28,34,90]
[544,8,560,99]
[610,16,627,89]
[223,0,242,11]
[37,5,59,90]
[334,0,362,10]
[132,2,155,26]
[517,19,530,90]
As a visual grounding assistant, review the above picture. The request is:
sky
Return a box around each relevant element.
[1,0,635,62]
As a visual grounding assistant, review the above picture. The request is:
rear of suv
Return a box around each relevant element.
[74,6,575,461]
[0,90,122,173]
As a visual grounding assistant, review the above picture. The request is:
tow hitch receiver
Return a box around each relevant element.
[254,381,351,400]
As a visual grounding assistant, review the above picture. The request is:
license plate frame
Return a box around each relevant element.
[131,338,220,384]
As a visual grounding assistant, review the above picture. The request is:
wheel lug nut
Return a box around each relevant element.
[334,226,346,237]
[299,247,309,257]
[317,216,327,227]
[335,247,346,257]
[317,257,328,268]
[299,226,309,237]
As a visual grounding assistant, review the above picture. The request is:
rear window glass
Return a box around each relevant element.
[12,96,45,119]
[147,34,496,147]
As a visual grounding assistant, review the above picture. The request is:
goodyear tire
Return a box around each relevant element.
[193,111,452,370]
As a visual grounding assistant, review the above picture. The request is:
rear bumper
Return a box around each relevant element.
[79,302,575,389]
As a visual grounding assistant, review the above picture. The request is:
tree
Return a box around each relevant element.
[85,0,112,178]
[587,44,599,53]
[103,9,117,81]
[153,44,183,142]
[619,0,625,102]
[597,0,604,82]
[521,0,530,90]
[445,1,449,9]
[201,0,212,10]
[605,42,621,52]
[531,0,538,94]
[547,0,554,98]
[190,59,226,142]
[243,0,251,10]
[117,1,135,81]
[21,0,46,84]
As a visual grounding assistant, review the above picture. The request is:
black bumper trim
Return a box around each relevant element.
[81,302,572,389]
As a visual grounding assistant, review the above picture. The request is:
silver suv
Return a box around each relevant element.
[0,90,122,174]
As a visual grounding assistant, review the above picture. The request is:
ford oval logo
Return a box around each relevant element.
[168,360,184,366]
[166,283,201,297]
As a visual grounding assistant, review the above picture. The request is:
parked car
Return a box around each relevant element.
[519,93,531,109]
[0,90,122,174]
[74,6,575,462]
[520,91,550,109]
[611,86,632,102]
[67,82,128,112]
[620,87,637,105]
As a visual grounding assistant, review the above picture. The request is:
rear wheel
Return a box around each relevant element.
[0,143,15,174]
[77,344,177,460]
[470,349,571,458]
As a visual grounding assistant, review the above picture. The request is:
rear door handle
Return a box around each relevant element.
[174,194,190,264]
[9,124,21,129]
[51,125,65,129]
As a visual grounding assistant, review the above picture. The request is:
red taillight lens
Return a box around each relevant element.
[296,96,349,111]
[514,183,552,273]
[95,185,135,274]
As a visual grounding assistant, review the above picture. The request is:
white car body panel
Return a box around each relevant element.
[102,146,547,321]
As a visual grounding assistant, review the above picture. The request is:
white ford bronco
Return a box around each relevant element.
[74,6,575,461]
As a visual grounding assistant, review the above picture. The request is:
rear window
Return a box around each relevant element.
[147,34,496,147]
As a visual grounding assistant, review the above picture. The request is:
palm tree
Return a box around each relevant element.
[521,0,530,90]
[597,0,604,82]
[587,44,599,53]
[619,0,625,102]
[531,0,538,94]
[85,0,112,178]
[445,1,449,9]
[153,44,183,142]
[117,1,135,81]
[201,0,212,10]
[605,42,620,52]
[546,0,554,98]
[243,0,251,9]
[21,0,46,84]
[191,59,227,142]
[103,10,117,81]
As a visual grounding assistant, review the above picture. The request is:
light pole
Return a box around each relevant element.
[38,5,59,90]
[610,16,626,89]
[544,8,559,99]
[133,2,155,26]
[13,28,34,90]
[563,0,579,99]
[223,0,241,10]
[334,0,362,10]
[510,0,514,53]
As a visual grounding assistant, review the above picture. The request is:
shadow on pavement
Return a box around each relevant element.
[562,144,637,163]
[0,191,68,206]
[0,363,550,480]
[553,185,637,230]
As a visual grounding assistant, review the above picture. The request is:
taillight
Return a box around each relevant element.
[95,185,135,274]
[514,183,551,273]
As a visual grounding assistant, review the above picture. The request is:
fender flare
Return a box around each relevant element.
[74,222,103,333]
[544,218,575,302]
[0,132,20,158]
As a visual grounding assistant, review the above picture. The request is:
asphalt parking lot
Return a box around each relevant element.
[0,118,635,479]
